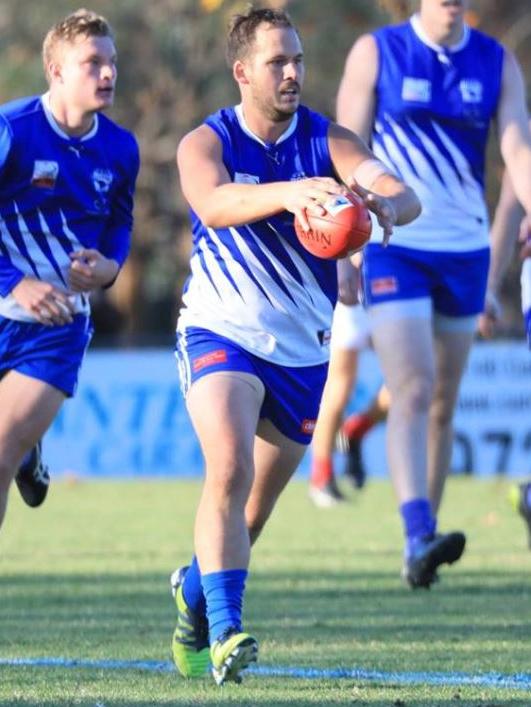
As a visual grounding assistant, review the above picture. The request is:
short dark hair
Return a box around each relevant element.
[226,6,297,65]
[43,8,114,82]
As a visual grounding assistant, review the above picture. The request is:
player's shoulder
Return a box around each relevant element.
[197,105,242,151]
[373,19,410,43]
[177,121,222,166]
[0,95,42,126]
[203,105,237,134]
[296,104,330,135]
[96,113,139,158]
[466,25,504,55]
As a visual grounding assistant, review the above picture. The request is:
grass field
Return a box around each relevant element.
[0,476,530,707]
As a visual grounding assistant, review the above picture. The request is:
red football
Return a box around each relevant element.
[294,193,372,259]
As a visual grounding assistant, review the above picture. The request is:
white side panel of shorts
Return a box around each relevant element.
[521,258,531,314]
[367,297,432,329]
[330,302,371,351]
[174,330,192,398]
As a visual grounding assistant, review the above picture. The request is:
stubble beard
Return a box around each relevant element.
[253,90,298,123]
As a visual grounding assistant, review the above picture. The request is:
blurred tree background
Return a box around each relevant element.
[0,0,529,344]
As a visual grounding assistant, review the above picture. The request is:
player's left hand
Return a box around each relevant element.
[69,249,119,292]
[346,178,397,246]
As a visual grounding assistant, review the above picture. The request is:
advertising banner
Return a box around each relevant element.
[44,342,531,479]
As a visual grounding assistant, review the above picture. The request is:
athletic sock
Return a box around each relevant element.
[310,457,333,487]
[342,412,374,440]
[181,556,206,616]
[400,498,436,553]
[202,569,247,645]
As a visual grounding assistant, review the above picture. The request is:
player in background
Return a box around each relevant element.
[0,9,139,527]
[478,163,531,550]
[337,0,531,588]
[170,7,420,686]
[307,2,402,509]
[308,289,390,507]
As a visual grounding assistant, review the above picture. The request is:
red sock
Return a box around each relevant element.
[342,412,374,440]
[310,457,333,486]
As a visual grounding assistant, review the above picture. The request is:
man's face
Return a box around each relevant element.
[240,25,304,122]
[52,34,117,113]
[422,0,468,31]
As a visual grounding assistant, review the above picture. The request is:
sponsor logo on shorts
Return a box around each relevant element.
[192,349,228,372]
[301,418,316,435]
[370,277,398,295]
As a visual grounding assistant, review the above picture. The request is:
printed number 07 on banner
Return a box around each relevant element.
[452,429,531,476]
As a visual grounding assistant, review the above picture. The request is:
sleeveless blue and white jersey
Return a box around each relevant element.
[0,94,140,321]
[178,104,337,367]
[370,15,504,252]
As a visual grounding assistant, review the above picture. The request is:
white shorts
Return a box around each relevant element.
[330,302,371,352]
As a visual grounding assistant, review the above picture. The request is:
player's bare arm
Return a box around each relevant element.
[177,124,347,231]
[69,249,120,293]
[336,33,379,142]
[328,123,421,244]
[11,277,75,326]
[497,50,531,216]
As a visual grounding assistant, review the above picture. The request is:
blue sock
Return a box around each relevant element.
[400,498,436,550]
[202,569,247,645]
[181,556,206,616]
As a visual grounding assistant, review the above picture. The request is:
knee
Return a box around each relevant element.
[429,397,455,429]
[206,451,254,501]
[395,374,434,415]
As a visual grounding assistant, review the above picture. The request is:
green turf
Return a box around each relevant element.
[0,476,529,706]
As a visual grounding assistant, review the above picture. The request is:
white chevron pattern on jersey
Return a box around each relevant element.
[0,206,89,321]
[372,118,488,252]
[179,221,333,366]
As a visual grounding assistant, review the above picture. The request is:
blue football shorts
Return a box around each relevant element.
[0,314,93,397]
[525,309,531,349]
[363,243,490,316]
[175,326,329,445]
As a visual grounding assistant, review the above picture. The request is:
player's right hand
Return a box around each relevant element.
[478,289,502,339]
[283,177,346,231]
[11,276,75,326]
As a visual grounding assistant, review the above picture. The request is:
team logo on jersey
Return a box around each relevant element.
[291,171,307,181]
[402,78,431,103]
[31,160,59,189]
[92,168,113,212]
[93,168,113,193]
[234,172,259,184]
[459,79,483,103]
